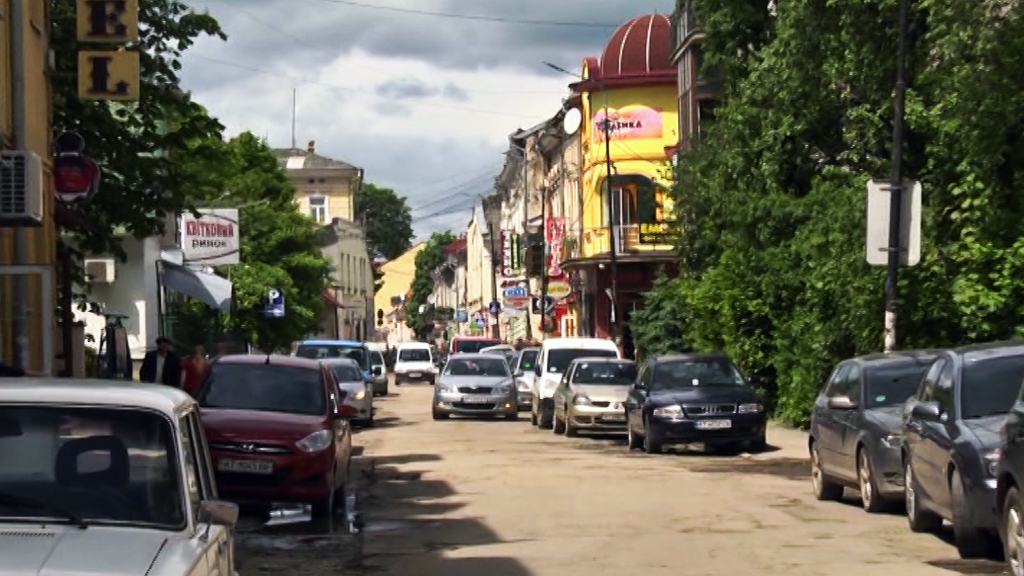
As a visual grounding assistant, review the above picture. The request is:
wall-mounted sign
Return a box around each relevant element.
[503,285,529,308]
[636,182,677,245]
[180,208,240,266]
[500,231,523,278]
[593,105,663,142]
[77,0,139,43]
[75,1,140,102]
[546,217,566,277]
[547,281,572,301]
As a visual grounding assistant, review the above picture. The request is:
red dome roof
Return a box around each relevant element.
[599,14,673,79]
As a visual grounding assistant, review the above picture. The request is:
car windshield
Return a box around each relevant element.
[652,359,745,389]
[572,362,637,385]
[445,357,509,377]
[453,339,501,353]
[960,355,1024,419]
[0,406,184,528]
[200,363,326,416]
[371,351,384,366]
[295,344,367,368]
[331,363,364,383]
[399,348,431,362]
[518,350,539,371]
[547,348,617,373]
[865,362,932,408]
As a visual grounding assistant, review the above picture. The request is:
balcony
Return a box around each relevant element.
[566,226,676,261]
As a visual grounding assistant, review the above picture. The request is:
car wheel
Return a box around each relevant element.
[627,420,642,450]
[362,415,375,428]
[1004,487,1024,576]
[748,431,767,453]
[564,412,578,437]
[810,442,843,501]
[530,401,538,426]
[858,446,889,513]
[538,403,554,430]
[552,408,566,434]
[642,420,662,454]
[952,468,1001,558]
[395,377,403,386]
[905,460,943,533]
[311,474,337,521]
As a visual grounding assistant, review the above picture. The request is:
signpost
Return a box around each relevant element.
[76,0,140,101]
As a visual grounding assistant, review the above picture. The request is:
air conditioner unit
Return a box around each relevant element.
[0,151,44,226]
[84,258,116,283]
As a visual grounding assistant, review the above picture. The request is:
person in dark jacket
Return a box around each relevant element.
[139,337,182,386]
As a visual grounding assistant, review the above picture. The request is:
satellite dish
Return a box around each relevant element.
[562,107,582,135]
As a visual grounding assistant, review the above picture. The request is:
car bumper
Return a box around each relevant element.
[397,371,435,382]
[568,405,627,431]
[435,391,518,416]
[211,447,337,505]
[649,413,767,444]
[343,396,373,420]
[869,443,906,498]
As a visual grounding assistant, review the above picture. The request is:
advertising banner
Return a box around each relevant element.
[593,105,663,142]
[545,217,566,278]
[180,208,240,265]
[500,231,523,278]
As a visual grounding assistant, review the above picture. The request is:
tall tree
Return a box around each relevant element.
[50,0,226,258]
[354,183,414,260]
[405,231,456,339]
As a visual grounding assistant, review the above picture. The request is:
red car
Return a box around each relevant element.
[197,354,354,519]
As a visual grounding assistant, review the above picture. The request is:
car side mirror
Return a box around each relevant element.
[199,500,239,528]
[826,396,857,410]
[911,401,941,420]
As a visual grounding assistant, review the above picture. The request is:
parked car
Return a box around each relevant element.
[295,339,381,384]
[513,346,540,411]
[394,342,438,384]
[903,341,1024,558]
[198,354,353,520]
[809,350,939,512]
[997,376,1024,575]
[326,357,375,427]
[0,379,238,575]
[624,353,767,454]
[531,338,620,429]
[368,349,388,396]
[432,353,518,420]
[449,336,501,354]
[552,357,638,436]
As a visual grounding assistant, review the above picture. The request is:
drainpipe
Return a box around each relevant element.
[10,0,28,370]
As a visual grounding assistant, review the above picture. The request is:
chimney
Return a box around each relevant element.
[307,140,315,154]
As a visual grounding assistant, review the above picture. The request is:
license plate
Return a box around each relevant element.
[696,419,732,430]
[409,372,421,378]
[601,414,626,422]
[218,459,273,474]
[462,396,492,404]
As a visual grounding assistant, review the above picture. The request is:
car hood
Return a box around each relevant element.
[648,386,759,406]
[963,414,1007,449]
[864,405,904,435]
[0,525,191,576]
[572,384,630,403]
[201,408,326,442]
[438,375,513,388]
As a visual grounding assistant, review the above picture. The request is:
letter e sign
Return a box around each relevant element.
[76,0,139,43]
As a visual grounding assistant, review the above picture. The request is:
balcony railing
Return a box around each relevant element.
[562,226,676,261]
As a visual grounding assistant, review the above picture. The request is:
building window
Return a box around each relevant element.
[309,194,327,223]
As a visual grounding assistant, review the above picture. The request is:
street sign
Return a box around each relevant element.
[474,315,487,327]
[503,285,529,308]
[533,296,554,314]
[866,179,921,266]
[78,50,140,101]
[263,289,285,318]
[488,301,501,315]
[455,309,468,322]
[77,0,139,43]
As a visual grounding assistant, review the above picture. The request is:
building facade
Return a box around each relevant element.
[375,243,424,346]
[671,0,723,152]
[464,209,495,332]
[273,140,364,225]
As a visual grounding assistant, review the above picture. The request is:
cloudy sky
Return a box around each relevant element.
[180,0,672,239]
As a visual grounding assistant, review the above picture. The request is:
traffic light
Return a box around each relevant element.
[376,308,384,326]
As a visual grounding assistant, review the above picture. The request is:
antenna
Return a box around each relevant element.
[291,87,297,149]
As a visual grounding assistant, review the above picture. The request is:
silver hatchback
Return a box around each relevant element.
[326,358,374,427]
[432,353,518,420]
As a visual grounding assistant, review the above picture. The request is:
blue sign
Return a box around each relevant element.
[264,288,285,318]
[488,301,501,315]
[475,315,487,327]
[455,309,468,322]
[503,285,527,299]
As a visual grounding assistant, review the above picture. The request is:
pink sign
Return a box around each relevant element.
[593,105,663,141]
[546,217,566,278]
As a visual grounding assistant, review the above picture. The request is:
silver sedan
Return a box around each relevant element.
[327,358,374,427]
[552,357,638,436]
[432,353,518,421]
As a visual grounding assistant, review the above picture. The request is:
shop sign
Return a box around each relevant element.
[546,217,566,277]
[547,281,572,301]
[637,183,677,245]
[593,105,663,142]
[501,231,523,278]
[503,285,529,308]
[180,208,240,266]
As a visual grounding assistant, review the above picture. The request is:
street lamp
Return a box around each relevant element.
[543,61,620,337]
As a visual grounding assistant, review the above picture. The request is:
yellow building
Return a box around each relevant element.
[560,13,679,349]
[0,1,57,374]
[374,242,425,345]
[273,140,363,224]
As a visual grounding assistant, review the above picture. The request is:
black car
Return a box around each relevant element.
[903,341,1024,559]
[997,378,1024,575]
[624,354,766,454]
[809,351,939,512]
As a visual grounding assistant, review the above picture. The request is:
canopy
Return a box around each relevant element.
[160,264,232,311]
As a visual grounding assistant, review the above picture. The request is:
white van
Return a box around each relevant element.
[394,342,437,385]
[529,337,619,428]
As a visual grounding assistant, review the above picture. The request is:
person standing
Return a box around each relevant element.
[140,337,182,386]
[180,344,210,396]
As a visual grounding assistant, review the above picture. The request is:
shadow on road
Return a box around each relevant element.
[372,416,416,429]
[361,454,533,576]
[686,456,808,480]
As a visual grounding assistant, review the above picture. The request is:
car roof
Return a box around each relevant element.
[0,379,195,415]
[650,353,734,363]
[298,339,364,347]
[447,353,503,361]
[215,354,321,368]
[851,350,942,367]
[956,341,1024,363]
[541,338,619,350]
[570,357,636,365]
[453,336,499,341]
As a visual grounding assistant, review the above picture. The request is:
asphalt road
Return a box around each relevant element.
[355,383,1004,576]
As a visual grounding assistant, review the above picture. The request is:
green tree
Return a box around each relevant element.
[355,182,413,262]
[50,0,226,258]
[404,231,456,339]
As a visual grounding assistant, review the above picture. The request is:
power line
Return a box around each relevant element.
[415,195,483,221]
[409,173,497,212]
[300,0,621,28]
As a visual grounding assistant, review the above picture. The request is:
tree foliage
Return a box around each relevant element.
[51,0,226,258]
[404,231,456,339]
[631,0,1024,426]
[355,183,414,261]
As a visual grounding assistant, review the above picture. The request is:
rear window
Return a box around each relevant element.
[199,363,326,416]
[295,344,367,368]
[453,339,501,353]
[399,348,431,362]
[547,348,617,373]
[865,361,932,407]
[572,361,637,385]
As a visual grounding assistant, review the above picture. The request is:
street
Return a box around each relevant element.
[355,383,1004,576]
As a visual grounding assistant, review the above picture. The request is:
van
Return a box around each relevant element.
[528,338,619,428]
[394,342,437,385]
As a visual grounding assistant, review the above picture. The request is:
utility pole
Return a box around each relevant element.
[520,143,533,340]
[884,0,911,353]
[540,175,548,340]
[10,0,28,370]
[602,101,620,339]
[487,221,501,340]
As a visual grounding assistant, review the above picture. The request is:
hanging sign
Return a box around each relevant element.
[547,281,572,301]
[180,208,240,266]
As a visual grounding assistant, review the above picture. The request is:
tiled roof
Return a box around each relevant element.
[444,238,467,254]
[271,146,361,172]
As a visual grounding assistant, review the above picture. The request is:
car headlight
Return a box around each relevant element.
[573,394,592,406]
[738,403,763,414]
[296,429,334,453]
[353,389,366,400]
[985,448,1001,477]
[881,434,903,449]
[653,405,684,418]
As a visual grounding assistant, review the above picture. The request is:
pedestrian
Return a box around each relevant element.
[139,337,182,386]
[513,338,525,351]
[180,344,210,396]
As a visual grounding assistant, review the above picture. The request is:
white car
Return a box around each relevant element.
[0,379,239,576]
[394,342,438,385]
[327,357,375,427]
[530,338,620,428]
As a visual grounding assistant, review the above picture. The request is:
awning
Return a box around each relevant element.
[160,264,232,311]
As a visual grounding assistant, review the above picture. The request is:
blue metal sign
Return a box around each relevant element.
[488,300,501,315]
[475,315,487,327]
[455,309,468,322]
[503,285,527,299]
[264,288,285,318]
